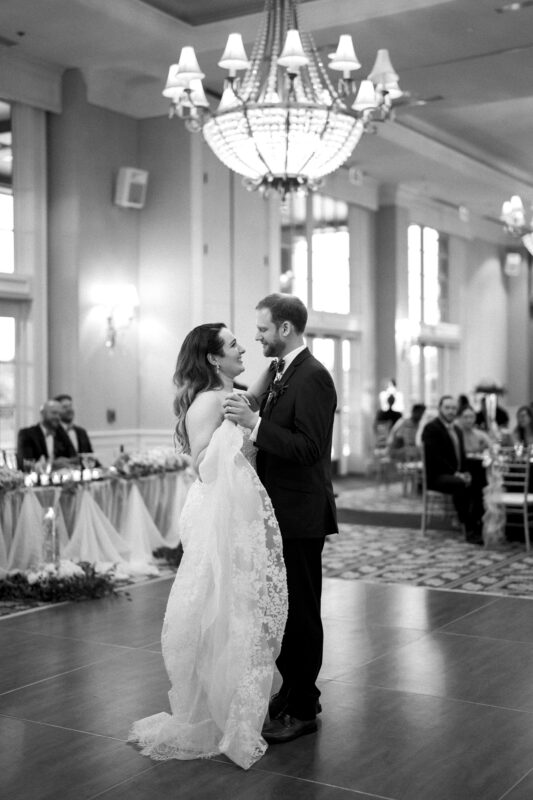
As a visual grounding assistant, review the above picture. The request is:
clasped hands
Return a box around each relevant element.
[455,471,472,486]
[223,392,259,430]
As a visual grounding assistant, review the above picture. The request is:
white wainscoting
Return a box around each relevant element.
[90,429,177,466]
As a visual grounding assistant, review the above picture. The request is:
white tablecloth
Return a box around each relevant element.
[0,470,194,575]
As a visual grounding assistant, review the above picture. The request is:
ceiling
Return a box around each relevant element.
[1,0,533,227]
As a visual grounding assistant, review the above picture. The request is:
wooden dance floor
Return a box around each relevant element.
[3,576,533,799]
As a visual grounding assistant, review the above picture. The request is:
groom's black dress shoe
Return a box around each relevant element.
[268,692,322,720]
[262,714,318,744]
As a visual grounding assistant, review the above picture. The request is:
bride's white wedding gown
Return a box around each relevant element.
[128,421,288,770]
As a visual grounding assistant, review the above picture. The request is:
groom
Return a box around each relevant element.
[224,293,338,744]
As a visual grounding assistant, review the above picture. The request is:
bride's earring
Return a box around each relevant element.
[214,362,220,373]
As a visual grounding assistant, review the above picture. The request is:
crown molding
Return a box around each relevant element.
[0,50,62,113]
[377,121,533,198]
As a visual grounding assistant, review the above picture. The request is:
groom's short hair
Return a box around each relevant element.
[256,293,308,334]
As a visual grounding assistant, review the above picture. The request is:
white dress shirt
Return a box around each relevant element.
[40,424,55,461]
[250,345,307,441]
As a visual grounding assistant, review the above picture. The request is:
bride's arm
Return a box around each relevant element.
[186,392,224,471]
[242,365,272,411]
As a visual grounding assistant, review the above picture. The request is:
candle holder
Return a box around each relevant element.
[42,506,59,566]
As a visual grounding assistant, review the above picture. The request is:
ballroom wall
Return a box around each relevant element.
[47,70,275,458]
[5,67,531,465]
[48,70,141,438]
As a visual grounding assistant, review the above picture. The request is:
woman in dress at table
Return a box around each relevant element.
[455,406,491,454]
[512,405,533,446]
[128,323,287,770]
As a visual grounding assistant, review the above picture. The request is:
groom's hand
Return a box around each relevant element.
[223,393,258,429]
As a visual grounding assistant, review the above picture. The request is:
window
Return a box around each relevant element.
[408,224,449,324]
[0,316,16,450]
[408,343,442,410]
[0,101,13,274]
[0,191,14,274]
[406,224,455,407]
[280,193,350,314]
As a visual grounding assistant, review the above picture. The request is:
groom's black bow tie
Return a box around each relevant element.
[269,358,285,378]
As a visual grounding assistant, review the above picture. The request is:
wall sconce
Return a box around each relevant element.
[102,284,140,350]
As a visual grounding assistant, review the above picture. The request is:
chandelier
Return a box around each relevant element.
[501,194,533,254]
[163,0,403,197]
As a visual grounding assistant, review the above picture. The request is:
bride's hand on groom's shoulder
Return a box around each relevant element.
[223,393,258,429]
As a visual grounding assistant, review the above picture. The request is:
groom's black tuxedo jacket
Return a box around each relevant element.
[255,348,338,540]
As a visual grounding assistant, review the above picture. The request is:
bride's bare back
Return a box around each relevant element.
[185,390,225,471]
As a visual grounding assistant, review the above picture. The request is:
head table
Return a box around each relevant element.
[0,467,195,576]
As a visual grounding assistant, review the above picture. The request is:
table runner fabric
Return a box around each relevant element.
[0,471,192,575]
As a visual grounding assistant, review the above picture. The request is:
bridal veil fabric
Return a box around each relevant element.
[128,421,288,769]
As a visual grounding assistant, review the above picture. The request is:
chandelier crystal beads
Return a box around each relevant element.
[163,0,403,197]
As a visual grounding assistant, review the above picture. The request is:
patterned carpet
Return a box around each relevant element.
[326,481,533,599]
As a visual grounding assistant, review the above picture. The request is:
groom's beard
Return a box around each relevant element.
[261,340,283,358]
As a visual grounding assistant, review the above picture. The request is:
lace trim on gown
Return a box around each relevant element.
[128,421,287,770]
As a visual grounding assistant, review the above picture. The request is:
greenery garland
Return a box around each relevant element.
[0,562,120,603]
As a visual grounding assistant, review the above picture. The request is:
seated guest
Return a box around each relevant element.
[389,403,426,461]
[54,393,94,455]
[455,405,490,454]
[17,399,76,470]
[422,395,484,545]
[475,396,509,432]
[512,405,533,446]
[457,394,470,416]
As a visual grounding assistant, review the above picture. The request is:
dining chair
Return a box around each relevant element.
[420,450,461,536]
[496,446,533,551]
[372,422,395,485]
[397,457,422,497]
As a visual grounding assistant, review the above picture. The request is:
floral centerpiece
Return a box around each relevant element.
[112,447,191,478]
[0,465,25,493]
[474,379,506,396]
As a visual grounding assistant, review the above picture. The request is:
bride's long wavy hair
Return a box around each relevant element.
[173,322,226,453]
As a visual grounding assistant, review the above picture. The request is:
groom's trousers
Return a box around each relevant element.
[276,537,325,721]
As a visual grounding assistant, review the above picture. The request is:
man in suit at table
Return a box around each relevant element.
[224,293,338,744]
[54,393,94,456]
[16,399,76,470]
[422,394,484,545]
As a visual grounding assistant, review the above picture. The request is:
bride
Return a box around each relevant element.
[128,322,288,770]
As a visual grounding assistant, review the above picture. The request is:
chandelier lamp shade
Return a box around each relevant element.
[501,194,533,255]
[163,0,404,196]
[501,195,533,236]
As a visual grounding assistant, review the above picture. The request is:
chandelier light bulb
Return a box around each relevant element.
[328,35,361,77]
[218,33,251,76]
